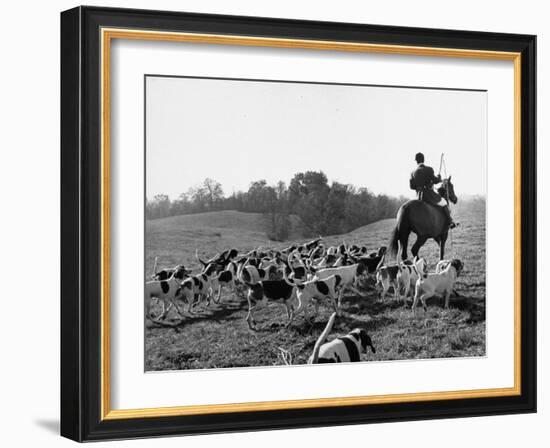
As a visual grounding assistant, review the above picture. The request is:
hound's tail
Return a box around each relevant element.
[236,258,248,284]
[151,256,159,278]
[375,252,386,273]
[195,249,208,267]
[310,312,337,364]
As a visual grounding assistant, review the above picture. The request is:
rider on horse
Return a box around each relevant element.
[409,152,457,229]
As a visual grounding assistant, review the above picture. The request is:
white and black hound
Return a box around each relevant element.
[178,273,216,313]
[144,265,188,321]
[243,279,298,330]
[237,260,271,285]
[311,262,367,305]
[209,264,238,303]
[283,269,342,320]
[309,313,376,364]
[375,244,411,303]
[401,256,428,299]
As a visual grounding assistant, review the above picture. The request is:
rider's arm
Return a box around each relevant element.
[409,173,417,190]
[430,167,442,184]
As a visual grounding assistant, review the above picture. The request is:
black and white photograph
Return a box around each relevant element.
[144,75,487,371]
[54,3,538,443]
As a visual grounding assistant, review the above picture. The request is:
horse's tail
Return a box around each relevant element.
[388,225,400,258]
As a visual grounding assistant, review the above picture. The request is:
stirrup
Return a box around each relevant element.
[449,222,458,229]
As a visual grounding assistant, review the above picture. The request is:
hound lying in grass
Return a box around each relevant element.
[412,258,464,314]
[308,313,376,364]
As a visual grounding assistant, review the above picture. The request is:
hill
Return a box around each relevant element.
[146,210,301,273]
[145,208,486,370]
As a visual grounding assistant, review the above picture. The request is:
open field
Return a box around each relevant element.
[145,208,485,371]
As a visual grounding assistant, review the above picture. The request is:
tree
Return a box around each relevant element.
[146,194,171,219]
[324,182,349,234]
[202,178,224,210]
[288,171,330,236]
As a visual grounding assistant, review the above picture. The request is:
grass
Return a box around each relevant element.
[145,207,485,371]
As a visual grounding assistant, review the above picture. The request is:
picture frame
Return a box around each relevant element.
[60,5,536,442]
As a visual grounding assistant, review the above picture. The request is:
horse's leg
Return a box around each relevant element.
[400,231,410,260]
[411,235,428,258]
[439,233,448,260]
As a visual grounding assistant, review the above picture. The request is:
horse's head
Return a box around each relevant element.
[439,176,457,204]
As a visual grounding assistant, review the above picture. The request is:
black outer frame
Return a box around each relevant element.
[60,6,536,442]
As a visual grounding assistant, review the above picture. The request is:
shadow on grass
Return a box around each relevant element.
[148,298,247,329]
[407,294,485,323]
[339,314,396,332]
[450,295,486,323]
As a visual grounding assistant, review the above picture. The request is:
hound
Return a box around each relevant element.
[243,279,298,330]
[412,259,464,314]
[207,271,234,303]
[312,263,367,297]
[283,269,342,320]
[294,237,323,255]
[435,259,452,274]
[326,245,339,256]
[195,248,238,274]
[178,273,215,313]
[434,259,461,297]
[144,265,188,321]
[259,257,283,279]
[307,244,326,260]
[237,260,270,285]
[345,246,387,277]
[151,264,191,281]
[279,253,311,282]
[375,244,410,303]
[206,260,240,303]
[369,246,387,258]
[402,256,428,298]
[311,253,339,269]
[308,313,376,364]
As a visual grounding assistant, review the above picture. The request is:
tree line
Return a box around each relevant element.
[146,171,407,240]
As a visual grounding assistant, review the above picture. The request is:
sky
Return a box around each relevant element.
[146,76,487,200]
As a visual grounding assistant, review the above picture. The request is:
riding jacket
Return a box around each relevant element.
[409,163,442,205]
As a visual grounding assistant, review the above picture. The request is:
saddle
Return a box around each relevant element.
[418,188,442,206]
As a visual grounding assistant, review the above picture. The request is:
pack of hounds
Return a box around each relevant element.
[146,237,464,365]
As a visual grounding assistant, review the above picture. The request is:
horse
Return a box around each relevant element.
[389,177,457,261]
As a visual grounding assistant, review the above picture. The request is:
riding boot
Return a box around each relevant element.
[443,206,457,229]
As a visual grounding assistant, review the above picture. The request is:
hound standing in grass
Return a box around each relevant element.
[144,265,188,321]
[312,262,367,298]
[308,313,376,364]
[412,258,464,314]
[283,270,342,320]
[178,273,215,313]
[243,279,298,330]
[375,244,410,303]
[402,256,428,299]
